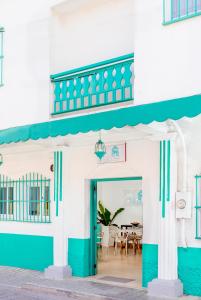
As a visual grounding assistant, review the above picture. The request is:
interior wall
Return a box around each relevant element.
[97,180,142,227]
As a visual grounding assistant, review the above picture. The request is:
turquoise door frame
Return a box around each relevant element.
[89,176,143,276]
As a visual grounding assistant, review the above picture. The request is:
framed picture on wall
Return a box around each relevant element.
[99,142,126,164]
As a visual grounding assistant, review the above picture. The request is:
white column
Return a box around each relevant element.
[148,139,183,297]
[45,147,72,280]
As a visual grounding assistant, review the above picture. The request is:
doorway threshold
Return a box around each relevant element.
[86,274,142,289]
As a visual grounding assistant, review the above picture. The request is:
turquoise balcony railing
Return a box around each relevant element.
[50,53,134,115]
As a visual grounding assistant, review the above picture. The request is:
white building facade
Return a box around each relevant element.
[0,0,201,297]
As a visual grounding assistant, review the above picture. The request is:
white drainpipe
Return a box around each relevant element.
[168,120,187,248]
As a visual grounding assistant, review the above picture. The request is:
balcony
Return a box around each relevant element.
[50,53,134,115]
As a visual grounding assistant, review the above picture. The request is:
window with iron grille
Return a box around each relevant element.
[163,0,201,24]
[0,174,51,223]
[0,27,4,86]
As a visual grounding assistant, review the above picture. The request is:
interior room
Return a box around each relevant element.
[95,178,143,287]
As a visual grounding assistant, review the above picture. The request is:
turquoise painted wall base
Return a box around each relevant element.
[68,238,90,277]
[143,244,201,297]
[142,244,158,287]
[178,247,201,296]
[0,233,53,271]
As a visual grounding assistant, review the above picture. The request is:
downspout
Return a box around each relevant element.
[168,120,187,248]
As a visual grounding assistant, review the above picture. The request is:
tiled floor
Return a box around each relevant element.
[90,246,142,288]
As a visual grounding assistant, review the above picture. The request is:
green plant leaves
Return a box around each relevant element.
[98,201,124,226]
[111,207,125,223]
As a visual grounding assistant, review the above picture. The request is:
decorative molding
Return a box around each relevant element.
[159,140,171,218]
[54,151,63,216]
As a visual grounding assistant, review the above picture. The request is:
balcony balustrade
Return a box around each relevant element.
[50,53,134,115]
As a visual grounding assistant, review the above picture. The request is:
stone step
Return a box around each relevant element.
[22,283,117,300]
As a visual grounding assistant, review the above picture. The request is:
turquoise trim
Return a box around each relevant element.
[90,180,97,276]
[0,173,51,223]
[51,99,133,116]
[162,140,166,217]
[142,244,158,287]
[68,238,90,277]
[94,176,142,182]
[178,247,201,296]
[51,53,134,80]
[89,177,142,276]
[142,244,201,297]
[195,175,200,238]
[59,151,63,201]
[163,11,201,25]
[167,140,171,201]
[159,142,162,202]
[51,53,134,115]
[0,94,201,145]
[163,0,201,25]
[54,151,63,216]
[0,233,53,271]
[159,140,171,218]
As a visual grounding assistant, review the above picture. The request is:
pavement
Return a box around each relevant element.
[0,266,200,300]
[0,286,76,300]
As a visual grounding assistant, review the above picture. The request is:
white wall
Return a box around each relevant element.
[177,118,201,248]
[0,0,200,131]
[0,0,53,129]
[134,0,201,104]
[50,0,134,73]
[97,180,142,227]
[0,137,159,247]
[0,147,55,236]
[1,118,201,248]
[66,138,159,244]
[0,0,134,130]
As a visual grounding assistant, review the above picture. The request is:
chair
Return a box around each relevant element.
[122,225,142,255]
[114,229,128,255]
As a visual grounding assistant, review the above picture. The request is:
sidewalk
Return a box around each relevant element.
[0,266,200,300]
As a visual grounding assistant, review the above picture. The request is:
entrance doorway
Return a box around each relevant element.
[90,177,143,287]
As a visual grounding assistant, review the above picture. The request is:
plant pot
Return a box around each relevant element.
[101,225,110,247]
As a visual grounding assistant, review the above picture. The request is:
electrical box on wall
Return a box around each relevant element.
[175,192,192,219]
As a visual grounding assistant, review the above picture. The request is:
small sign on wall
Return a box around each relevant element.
[99,142,126,164]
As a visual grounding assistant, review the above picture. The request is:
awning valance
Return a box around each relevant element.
[0,94,200,145]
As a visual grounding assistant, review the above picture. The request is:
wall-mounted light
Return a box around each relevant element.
[94,132,106,160]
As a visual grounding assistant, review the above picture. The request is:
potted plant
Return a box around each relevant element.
[98,200,124,247]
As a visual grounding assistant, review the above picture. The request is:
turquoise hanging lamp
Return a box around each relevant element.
[95,132,106,160]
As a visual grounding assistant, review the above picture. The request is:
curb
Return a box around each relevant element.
[22,283,116,300]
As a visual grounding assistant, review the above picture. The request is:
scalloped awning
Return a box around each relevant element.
[0,94,201,145]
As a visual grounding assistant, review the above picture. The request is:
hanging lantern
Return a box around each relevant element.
[95,132,106,160]
[0,154,3,166]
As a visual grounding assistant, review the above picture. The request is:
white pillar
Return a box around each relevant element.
[148,139,183,297]
[45,147,72,280]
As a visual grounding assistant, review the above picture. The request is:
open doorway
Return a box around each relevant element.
[90,177,143,287]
